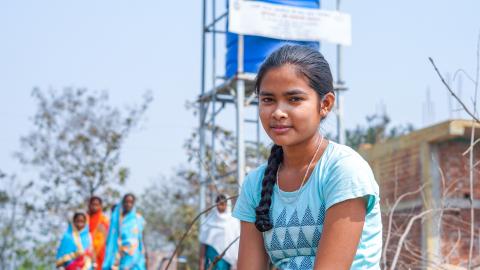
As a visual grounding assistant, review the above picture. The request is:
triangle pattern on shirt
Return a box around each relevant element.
[296,228,311,249]
[299,256,313,269]
[312,227,322,247]
[270,230,282,251]
[301,206,316,226]
[287,258,299,270]
[287,209,300,227]
[275,208,287,227]
[317,204,326,225]
[282,229,296,250]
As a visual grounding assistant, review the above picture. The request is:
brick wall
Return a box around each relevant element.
[437,139,480,267]
[437,139,480,199]
[360,121,480,269]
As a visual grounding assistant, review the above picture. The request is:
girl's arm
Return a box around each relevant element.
[313,198,366,270]
[237,221,269,270]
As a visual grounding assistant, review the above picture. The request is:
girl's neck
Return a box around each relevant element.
[282,133,323,170]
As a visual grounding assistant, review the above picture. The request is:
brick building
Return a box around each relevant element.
[359,120,480,269]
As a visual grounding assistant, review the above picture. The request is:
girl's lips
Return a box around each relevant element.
[271,126,292,134]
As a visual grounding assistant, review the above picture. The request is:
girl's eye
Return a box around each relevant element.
[261,98,273,103]
[290,96,303,102]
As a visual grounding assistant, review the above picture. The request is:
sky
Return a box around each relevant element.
[1,0,479,194]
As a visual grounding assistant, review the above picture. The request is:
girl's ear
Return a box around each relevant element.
[319,92,335,118]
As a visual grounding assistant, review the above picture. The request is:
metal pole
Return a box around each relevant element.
[210,0,217,197]
[336,0,345,144]
[199,0,207,225]
[236,34,246,187]
[256,106,261,165]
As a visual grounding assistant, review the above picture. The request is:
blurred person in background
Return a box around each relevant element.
[88,196,109,269]
[199,194,240,270]
[103,193,148,270]
[56,212,94,270]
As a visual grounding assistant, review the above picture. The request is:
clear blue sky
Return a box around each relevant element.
[1,0,479,193]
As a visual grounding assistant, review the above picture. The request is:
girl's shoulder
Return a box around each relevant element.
[246,163,268,181]
[242,163,268,193]
[324,141,372,171]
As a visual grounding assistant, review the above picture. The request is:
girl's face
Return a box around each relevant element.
[259,64,329,147]
[74,215,86,231]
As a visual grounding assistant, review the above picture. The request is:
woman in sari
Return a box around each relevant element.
[103,193,148,270]
[88,196,109,270]
[56,212,94,270]
[199,194,240,270]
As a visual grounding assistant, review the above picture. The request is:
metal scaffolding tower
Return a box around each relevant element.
[198,0,262,218]
[198,0,348,219]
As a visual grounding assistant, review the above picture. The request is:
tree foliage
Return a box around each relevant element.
[140,124,269,269]
[345,113,414,150]
[0,170,35,270]
[12,88,151,267]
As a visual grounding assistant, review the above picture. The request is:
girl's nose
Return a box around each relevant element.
[272,105,288,120]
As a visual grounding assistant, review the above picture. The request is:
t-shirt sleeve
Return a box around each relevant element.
[232,169,262,223]
[323,154,379,214]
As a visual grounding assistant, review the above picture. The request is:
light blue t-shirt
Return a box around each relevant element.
[233,141,382,270]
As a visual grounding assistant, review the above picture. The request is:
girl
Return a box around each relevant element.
[56,212,94,270]
[233,45,382,270]
[199,194,240,270]
[103,193,148,270]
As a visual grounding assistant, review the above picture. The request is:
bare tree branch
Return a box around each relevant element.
[165,195,238,270]
[468,31,480,270]
[390,208,459,270]
[428,57,480,123]
[382,183,427,269]
[207,236,240,270]
[444,229,462,264]
[454,68,476,86]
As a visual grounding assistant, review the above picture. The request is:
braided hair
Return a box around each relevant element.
[254,45,334,232]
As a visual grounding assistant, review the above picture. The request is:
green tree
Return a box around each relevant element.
[345,113,414,150]
[15,88,152,267]
[0,170,35,270]
[140,124,269,269]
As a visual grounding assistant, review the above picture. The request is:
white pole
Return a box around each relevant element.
[336,0,345,145]
[236,34,246,187]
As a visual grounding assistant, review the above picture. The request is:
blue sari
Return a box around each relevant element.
[56,223,93,270]
[205,245,231,270]
[103,204,146,270]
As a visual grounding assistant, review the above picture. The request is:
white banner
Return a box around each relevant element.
[228,0,352,46]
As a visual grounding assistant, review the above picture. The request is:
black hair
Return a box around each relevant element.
[123,193,136,203]
[254,45,334,232]
[215,194,227,203]
[73,212,86,222]
[89,195,102,205]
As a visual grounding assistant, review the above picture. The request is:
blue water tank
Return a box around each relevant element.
[226,0,320,78]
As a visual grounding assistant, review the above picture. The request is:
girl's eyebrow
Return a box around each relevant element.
[259,89,308,96]
[284,89,307,96]
[258,90,274,96]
